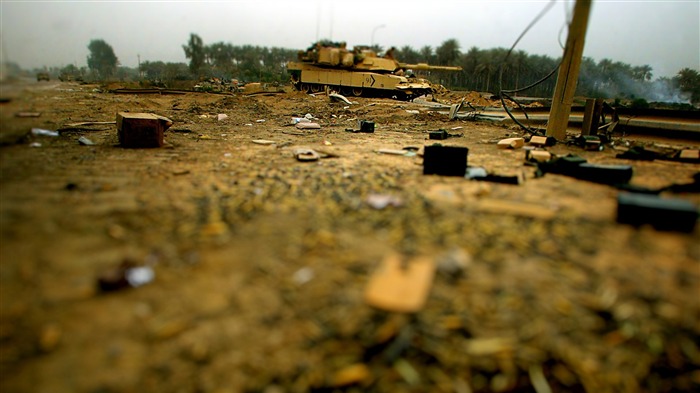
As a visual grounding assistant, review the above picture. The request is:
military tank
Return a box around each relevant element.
[287,41,462,101]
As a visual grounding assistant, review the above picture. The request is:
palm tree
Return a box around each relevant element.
[436,38,460,66]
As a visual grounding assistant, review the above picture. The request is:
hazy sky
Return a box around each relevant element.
[1,0,698,78]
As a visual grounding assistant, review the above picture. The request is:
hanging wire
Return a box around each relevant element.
[559,0,575,49]
[498,0,571,135]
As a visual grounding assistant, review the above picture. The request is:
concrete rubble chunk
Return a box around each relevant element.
[497,137,525,149]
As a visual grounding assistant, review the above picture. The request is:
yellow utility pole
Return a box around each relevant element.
[546,0,593,140]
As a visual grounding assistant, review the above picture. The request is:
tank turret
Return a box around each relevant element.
[287,41,461,100]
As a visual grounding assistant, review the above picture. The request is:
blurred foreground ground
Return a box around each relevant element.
[0,79,699,392]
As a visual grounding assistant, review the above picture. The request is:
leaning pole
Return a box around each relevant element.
[546,0,593,140]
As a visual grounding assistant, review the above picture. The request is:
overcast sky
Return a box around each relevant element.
[1,0,698,78]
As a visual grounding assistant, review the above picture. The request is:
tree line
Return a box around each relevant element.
[28,35,700,105]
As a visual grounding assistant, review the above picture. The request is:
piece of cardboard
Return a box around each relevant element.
[364,253,436,313]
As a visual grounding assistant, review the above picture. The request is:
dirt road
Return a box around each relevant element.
[1,79,699,392]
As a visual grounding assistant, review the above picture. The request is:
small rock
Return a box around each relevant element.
[293,267,314,285]
[331,363,372,387]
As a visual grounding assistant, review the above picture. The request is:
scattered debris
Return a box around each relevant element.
[429,129,462,140]
[676,149,700,163]
[217,114,228,121]
[58,121,117,132]
[295,122,321,130]
[423,144,468,177]
[617,192,698,232]
[15,112,41,118]
[364,253,436,313]
[536,154,633,185]
[31,128,59,137]
[290,117,311,125]
[77,136,95,146]
[294,148,320,162]
[529,135,556,147]
[346,120,375,133]
[575,135,603,151]
[365,194,403,209]
[329,91,353,105]
[98,259,155,292]
[377,148,410,156]
[525,150,553,163]
[497,137,525,149]
[448,98,465,120]
[117,112,173,148]
[466,167,524,185]
[111,88,187,95]
[252,139,276,145]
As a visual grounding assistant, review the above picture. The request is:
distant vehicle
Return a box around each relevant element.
[36,72,50,82]
[287,41,461,101]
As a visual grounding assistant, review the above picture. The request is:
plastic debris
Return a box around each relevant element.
[98,260,155,292]
[329,92,353,105]
[78,136,95,146]
[291,117,311,124]
[217,114,228,121]
[31,128,59,137]
[29,142,42,147]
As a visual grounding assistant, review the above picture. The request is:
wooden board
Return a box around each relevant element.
[364,253,436,313]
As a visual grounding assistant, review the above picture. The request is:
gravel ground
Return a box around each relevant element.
[1,79,699,392]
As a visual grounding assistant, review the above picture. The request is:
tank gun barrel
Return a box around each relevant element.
[399,63,462,72]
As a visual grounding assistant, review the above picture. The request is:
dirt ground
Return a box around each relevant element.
[0,79,699,393]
